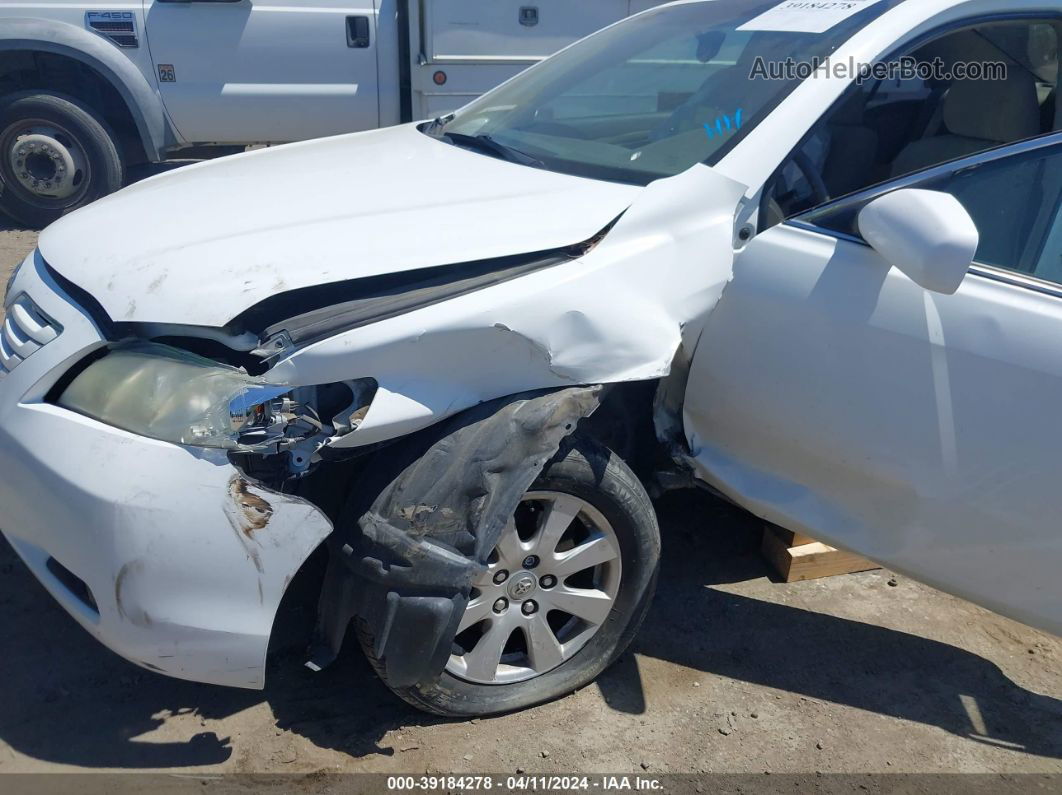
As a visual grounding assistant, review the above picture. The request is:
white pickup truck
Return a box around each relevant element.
[0,1,668,227]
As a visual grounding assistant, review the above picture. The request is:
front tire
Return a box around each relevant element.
[0,92,124,229]
[359,436,660,717]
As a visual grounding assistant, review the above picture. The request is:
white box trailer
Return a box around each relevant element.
[0,0,672,225]
[406,1,673,121]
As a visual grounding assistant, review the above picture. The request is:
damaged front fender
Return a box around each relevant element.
[309,386,602,688]
[280,166,746,689]
[264,164,748,450]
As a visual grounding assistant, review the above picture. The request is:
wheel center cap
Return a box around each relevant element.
[506,571,538,601]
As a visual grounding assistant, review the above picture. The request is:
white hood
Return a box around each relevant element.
[39,124,641,328]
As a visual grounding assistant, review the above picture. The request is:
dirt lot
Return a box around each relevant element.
[1,221,1060,779]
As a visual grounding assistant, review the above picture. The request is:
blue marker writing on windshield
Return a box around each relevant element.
[704,108,743,139]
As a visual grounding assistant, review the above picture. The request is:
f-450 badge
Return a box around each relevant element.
[85,11,139,48]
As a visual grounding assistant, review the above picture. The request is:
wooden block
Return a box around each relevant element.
[761,526,879,582]
[765,524,816,547]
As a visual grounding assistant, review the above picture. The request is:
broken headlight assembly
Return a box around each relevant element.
[56,342,375,455]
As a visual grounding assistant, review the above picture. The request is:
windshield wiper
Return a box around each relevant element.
[424,114,454,134]
[442,132,544,168]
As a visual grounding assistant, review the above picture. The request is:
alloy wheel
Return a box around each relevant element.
[446,490,622,685]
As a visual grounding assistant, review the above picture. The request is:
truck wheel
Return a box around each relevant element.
[358,437,660,717]
[0,92,124,229]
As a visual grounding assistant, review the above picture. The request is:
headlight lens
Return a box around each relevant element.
[58,343,299,449]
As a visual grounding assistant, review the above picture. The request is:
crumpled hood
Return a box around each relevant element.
[39,124,641,328]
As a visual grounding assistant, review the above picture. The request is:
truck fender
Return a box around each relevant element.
[0,18,176,160]
[308,386,603,688]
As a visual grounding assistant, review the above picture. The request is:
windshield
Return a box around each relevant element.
[427,0,906,185]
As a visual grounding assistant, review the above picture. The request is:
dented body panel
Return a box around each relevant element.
[1,156,746,690]
[0,256,333,688]
[264,164,747,447]
[36,124,641,328]
[685,221,1062,637]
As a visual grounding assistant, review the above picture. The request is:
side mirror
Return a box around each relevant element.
[857,189,979,295]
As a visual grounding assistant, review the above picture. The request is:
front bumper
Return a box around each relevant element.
[0,254,332,689]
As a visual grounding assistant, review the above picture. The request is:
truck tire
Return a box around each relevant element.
[358,436,661,717]
[0,92,124,229]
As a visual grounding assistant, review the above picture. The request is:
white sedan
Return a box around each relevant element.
[1,0,1060,716]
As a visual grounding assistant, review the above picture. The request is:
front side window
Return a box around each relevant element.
[767,18,1061,222]
[427,0,906,185]
[800,141,1062,285]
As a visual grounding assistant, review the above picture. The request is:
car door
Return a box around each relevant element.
[142,0,380,144]
[684,134,1062,636]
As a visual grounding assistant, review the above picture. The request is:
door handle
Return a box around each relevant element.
[347,16,371,48]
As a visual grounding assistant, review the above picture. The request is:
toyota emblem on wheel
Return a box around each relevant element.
[508,574,536,600]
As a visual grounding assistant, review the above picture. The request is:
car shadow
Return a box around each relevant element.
[0,536,440,768]
[599,492,1062,758]
[0,490,1058,769]
[0,215,30,233]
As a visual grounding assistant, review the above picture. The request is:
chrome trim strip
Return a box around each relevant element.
[786,219,866,247]
[968,264,1062,300]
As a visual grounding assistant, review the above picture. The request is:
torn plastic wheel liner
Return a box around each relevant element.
[307,385,604,688]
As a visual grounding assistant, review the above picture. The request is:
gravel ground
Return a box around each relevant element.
[1,220,1060,779]
[0,223,35,293]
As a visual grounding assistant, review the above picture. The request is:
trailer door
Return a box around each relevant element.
[411,1,663,120]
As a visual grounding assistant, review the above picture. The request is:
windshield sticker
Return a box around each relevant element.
[737,0,886,34]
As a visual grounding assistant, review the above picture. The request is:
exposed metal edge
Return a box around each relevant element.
[263,250,575,348]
